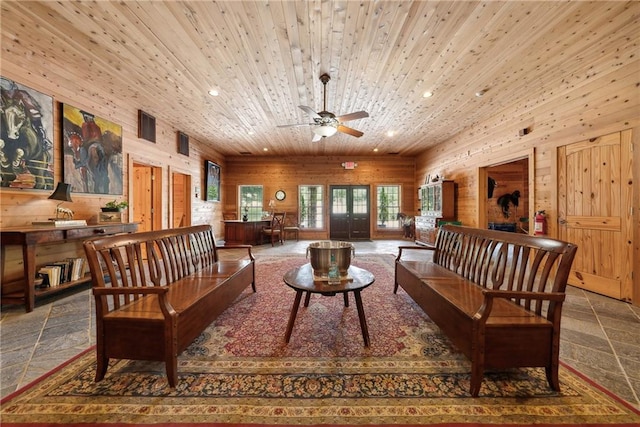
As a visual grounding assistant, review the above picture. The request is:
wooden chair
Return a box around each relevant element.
[262,212,286,246]
[223,212,237,220]
[283,211,300,241]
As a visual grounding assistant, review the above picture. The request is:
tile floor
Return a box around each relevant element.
[1,239,639,411]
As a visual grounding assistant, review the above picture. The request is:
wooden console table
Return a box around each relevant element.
[0,223,138,312]
[223,220,270,245]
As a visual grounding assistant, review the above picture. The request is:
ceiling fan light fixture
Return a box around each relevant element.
[312,125,338,137]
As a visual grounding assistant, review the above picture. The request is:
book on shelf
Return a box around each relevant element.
[38,266,60,287]
[31,219,88,227]
[52,261,71,283]
[45,264,65,286]
[66,257,86,281]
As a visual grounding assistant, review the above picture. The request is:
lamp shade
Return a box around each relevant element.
[48,182,73,202]
[312,125,338,138]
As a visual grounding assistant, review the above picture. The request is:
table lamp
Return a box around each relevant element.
[48,182,73,219]
[32,182,86,227]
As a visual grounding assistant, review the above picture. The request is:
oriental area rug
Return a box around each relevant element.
[2,255,638,426]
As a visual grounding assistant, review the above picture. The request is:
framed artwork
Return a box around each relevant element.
[0,76,54,190]
[62,103,123,195]
[205,160,220,202]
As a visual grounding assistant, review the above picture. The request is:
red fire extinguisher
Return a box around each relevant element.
[534,210,547,236]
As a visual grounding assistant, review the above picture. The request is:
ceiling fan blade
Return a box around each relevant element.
[311,132,322,142]
[337,124,364,138]
[277,123,313,128]
[299,105,321,119]
[336,111,369,122]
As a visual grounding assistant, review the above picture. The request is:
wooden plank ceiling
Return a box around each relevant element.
[1,1,635,157]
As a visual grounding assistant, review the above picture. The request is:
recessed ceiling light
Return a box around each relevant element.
[386,130,395,137]
[248,130,255,135]
[423,91,433,98]
[208,89,219,97]
[263,147,268,152]
[373,148,379,152]
[475,90,486,97]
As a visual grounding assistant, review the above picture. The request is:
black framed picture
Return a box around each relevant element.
[205,160,220,202]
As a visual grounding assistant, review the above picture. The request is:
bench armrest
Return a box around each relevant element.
[474,289,565,322]
[216,244,255,261]
[93,286,176,320]
[396,245,435,262]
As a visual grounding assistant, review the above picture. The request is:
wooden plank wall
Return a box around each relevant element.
[224,156,416,240]
[0,64,226,233]
[414,48,640,303]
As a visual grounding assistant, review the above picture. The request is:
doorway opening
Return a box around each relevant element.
[329,185,371,240]
[478,155,532,234]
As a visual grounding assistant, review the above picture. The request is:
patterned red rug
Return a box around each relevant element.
[2,254,638,426]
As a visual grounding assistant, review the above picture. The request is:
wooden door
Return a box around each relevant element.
[172,172,191,228]
[132,163,162,232]
[329,185,370,240]
[558,130,633,301]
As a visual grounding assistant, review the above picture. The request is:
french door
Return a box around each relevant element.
[329,185,370,240]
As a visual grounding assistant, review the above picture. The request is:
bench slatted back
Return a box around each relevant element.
[434,225,578,316]
[84,225,218,311]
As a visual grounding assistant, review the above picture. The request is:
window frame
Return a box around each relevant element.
[376,184,402,229]
[298,184,325,230]
[238,185,264,221]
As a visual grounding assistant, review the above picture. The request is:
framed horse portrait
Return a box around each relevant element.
[205,160,220,202]
[62,103,123,195]
[0,76,54,190]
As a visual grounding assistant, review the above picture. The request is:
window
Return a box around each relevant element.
[299,185,323,229]
[377,185,401,228]
[239,185,263,221]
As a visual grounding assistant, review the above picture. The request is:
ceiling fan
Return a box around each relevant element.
[278,73,369,142]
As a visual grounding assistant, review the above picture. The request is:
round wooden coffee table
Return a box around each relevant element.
[283,263,375,346]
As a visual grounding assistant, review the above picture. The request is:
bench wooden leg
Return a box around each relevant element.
[165,322,178,387]
[165,356,178,388]
[95,349,109,382]
[470,327,485,397]
[546,364,560,391]
[470,367,483,397]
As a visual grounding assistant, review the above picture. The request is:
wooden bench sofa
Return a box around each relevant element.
[394,225,577,396]
[83,225,256,387]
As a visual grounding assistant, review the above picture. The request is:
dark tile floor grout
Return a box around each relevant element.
[1,239,639,411]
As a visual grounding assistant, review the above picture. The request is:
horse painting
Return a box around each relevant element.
[62,106,123,195]
[0,78,53,189]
